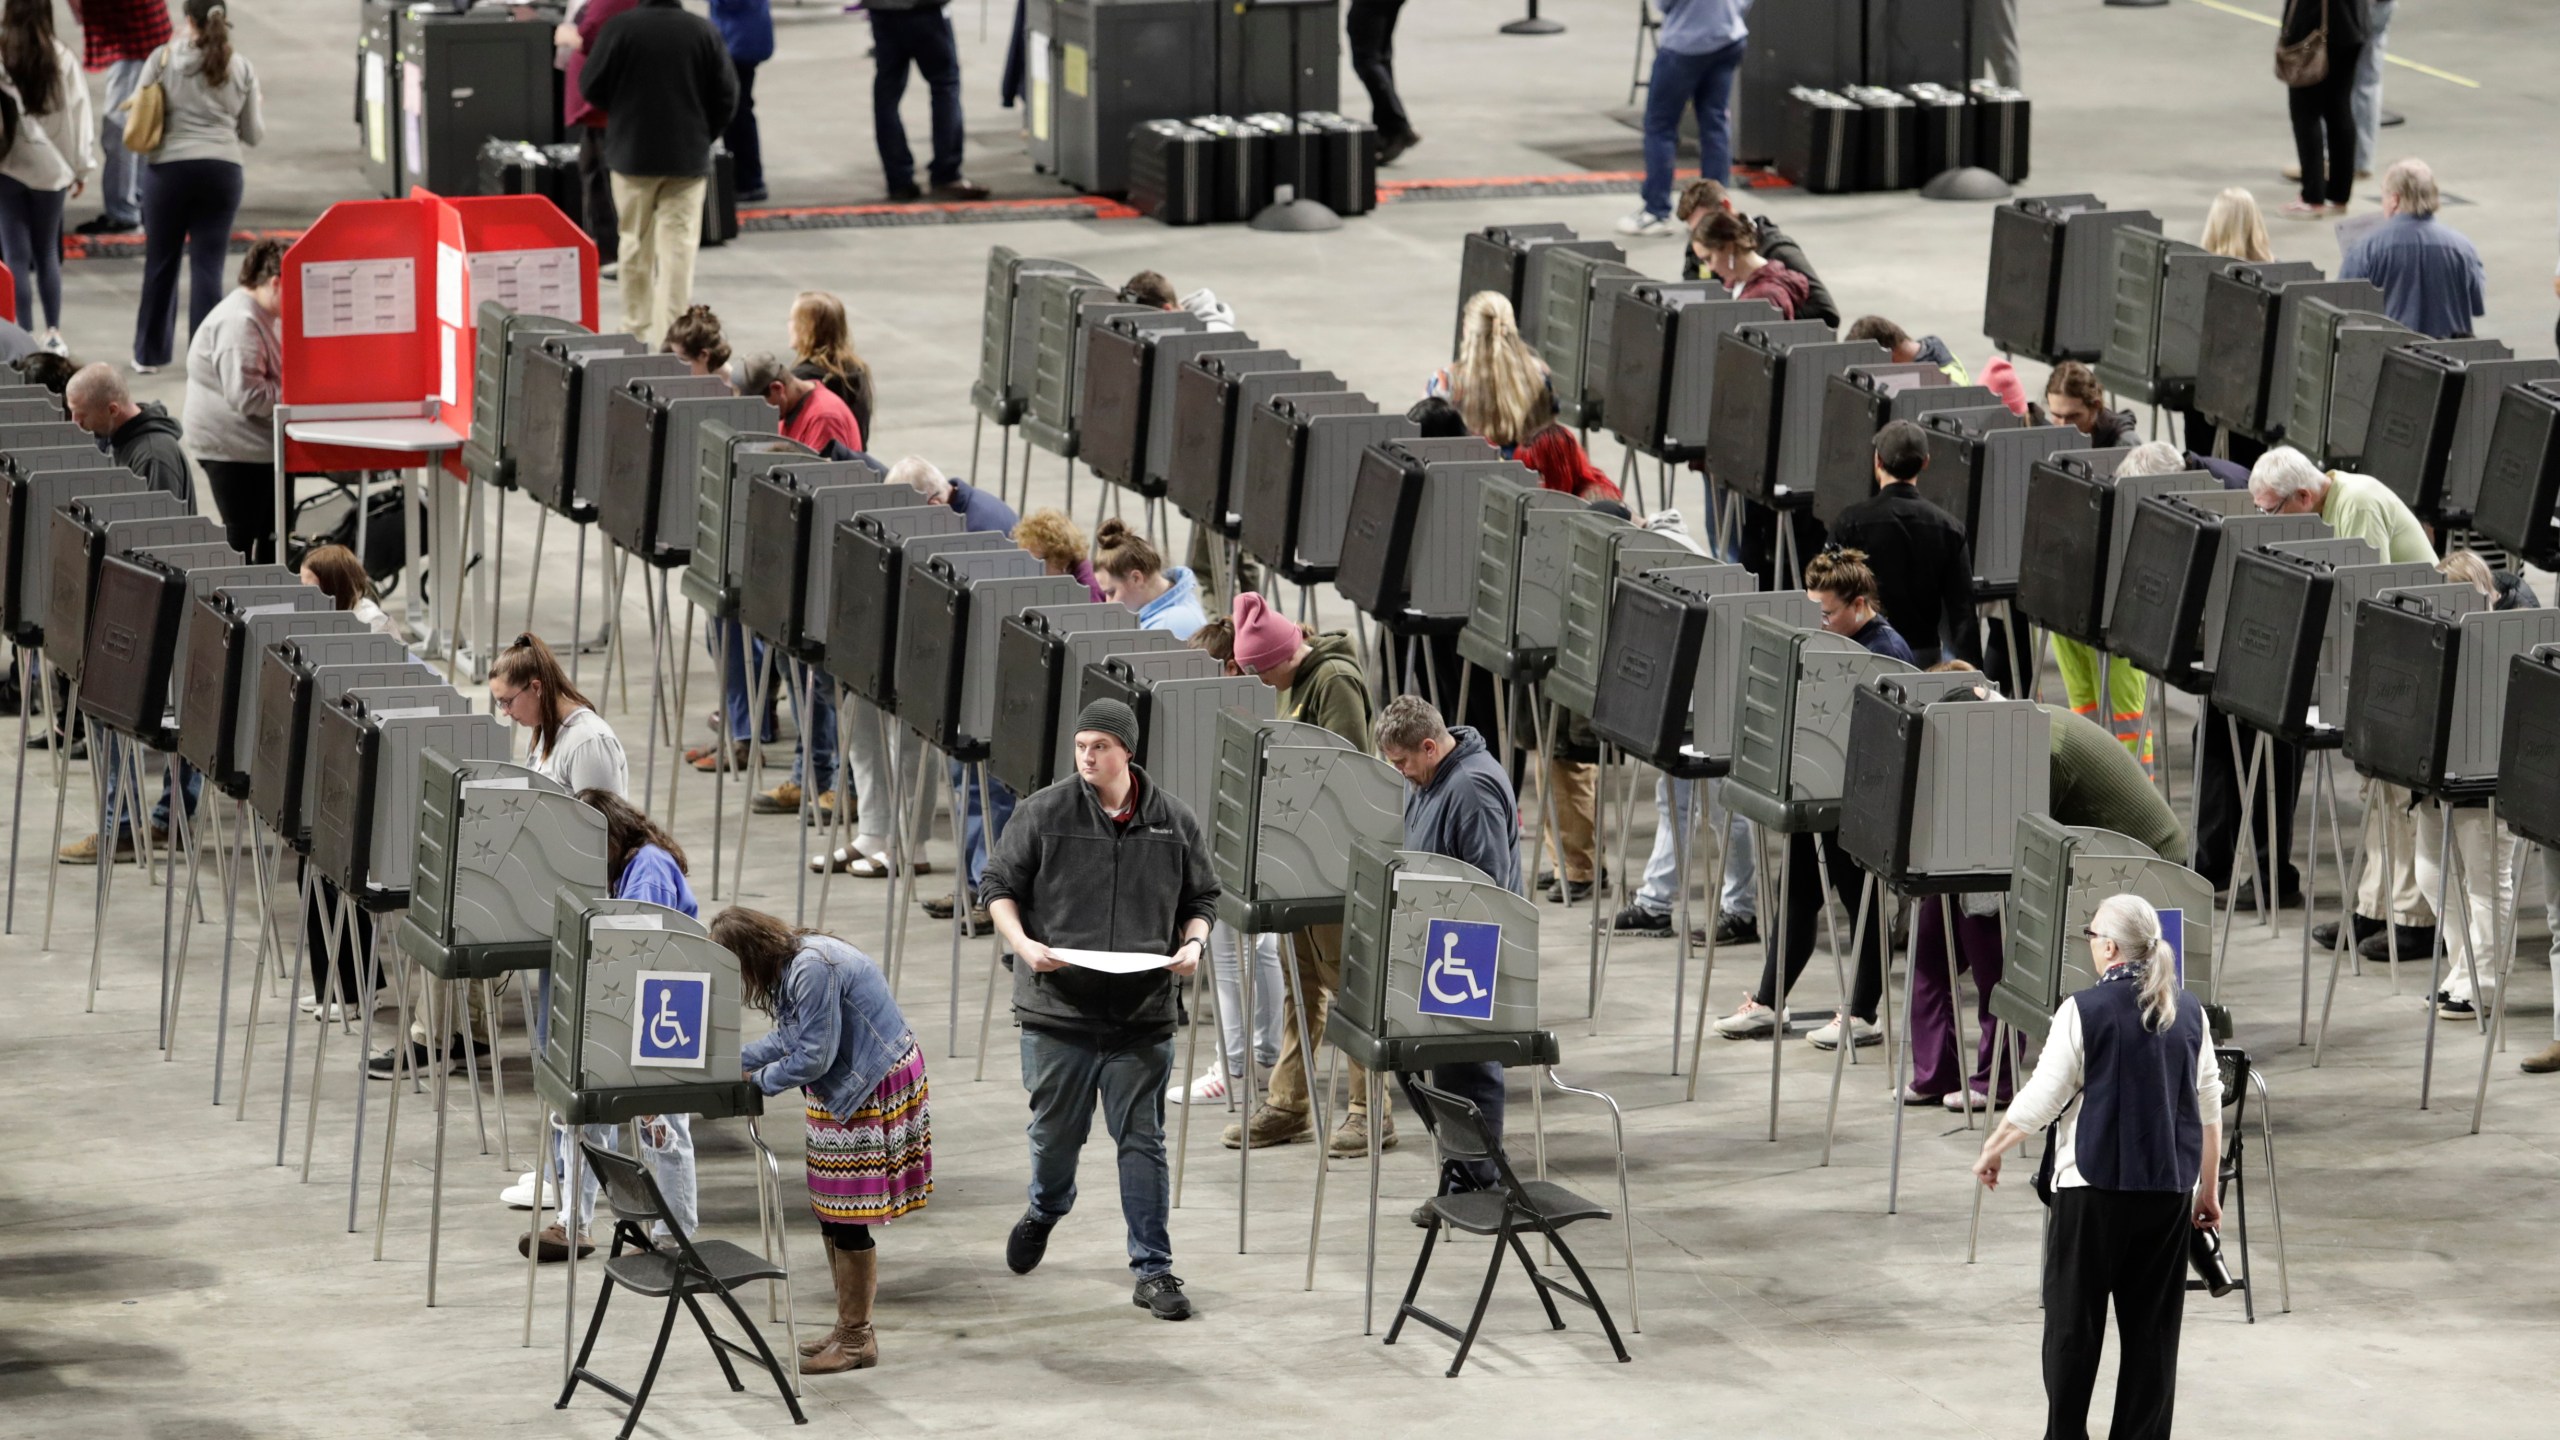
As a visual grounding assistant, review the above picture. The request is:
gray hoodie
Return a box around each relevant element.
[1403,725,1522,895]
[183,284,280,464]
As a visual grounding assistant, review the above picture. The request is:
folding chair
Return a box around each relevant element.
[559,1142,808,1438]
[2192,1047,2291,1321]
[1386,1081,1632,1377]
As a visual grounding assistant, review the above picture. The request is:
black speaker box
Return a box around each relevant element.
[2106,495,2220,692]
[2345,594,2460,793]
[2497,649,2560,850]
[1164,347,1296,529]
[2014,456,2112,645]
[2210,548,2331,741]
[77,553,189,740]
[1588,576,1708,770]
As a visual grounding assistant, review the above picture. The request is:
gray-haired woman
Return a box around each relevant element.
[1973,894,2223,1440]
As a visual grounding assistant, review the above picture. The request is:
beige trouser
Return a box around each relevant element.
[609,172,708,343]
[408,967,498,1047]
[2353,779,2431,927]
[1263,923,1374,1123]
[2415,800,2518,1005]
[1543,757,1597,884]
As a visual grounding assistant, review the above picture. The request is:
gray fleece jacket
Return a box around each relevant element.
[980,764,1220,1038]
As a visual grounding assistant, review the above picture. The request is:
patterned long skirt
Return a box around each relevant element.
[804,1041,932,1224]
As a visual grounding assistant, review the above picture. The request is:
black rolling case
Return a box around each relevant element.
[1846,86,1919,192]
[700,145,740,246]
[1967,82,2032,183]
[1190,114,1271,223]
[1906,82,1967,180]
[1295,110,1377,215]
[1778,87,1863,194]
[1129,120,1215,226]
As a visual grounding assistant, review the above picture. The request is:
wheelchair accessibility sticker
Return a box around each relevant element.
[634,971,711,1069]
[1418,919,1501,1022]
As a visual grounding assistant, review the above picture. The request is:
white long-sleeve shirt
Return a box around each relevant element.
[2005,988,2224,1191]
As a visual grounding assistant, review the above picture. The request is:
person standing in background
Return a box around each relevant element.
[708,0,770,202]
[790,291,875,445]
[1620,0,1750,238]
[556,0,638,275]
[66,0,167,237]
[867,0,987,203]
[1974,0,2020,88]
[2278,0,2369,219]
[2341,158,2486,340]
[2288,0,2389,185]
[131,0,259,376]
[0,0,97,354]
[183,237,283,561]
[1346,0,1417,167]
[578,0,736,343]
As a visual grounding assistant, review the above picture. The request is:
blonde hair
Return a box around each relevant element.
[2200,188,2273,263]
[1014,507,1088,572]
[2436,549,2495,598]
[1451,291,1553,448]
[2091,893,2179,1032]
[2381,158,2441,217]
[788,291,872,393]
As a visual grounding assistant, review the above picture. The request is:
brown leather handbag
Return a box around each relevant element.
[2275,0,2330,87]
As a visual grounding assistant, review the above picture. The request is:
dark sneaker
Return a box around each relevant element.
[930,178,992,202]
[2230,880,2304,910]
[2435,993,2478,1021]
[1133,1273,1192,1320]
[2360,925,2436,964]
[1220,1104,1312,1150]
[1378,131,1421,167]
[73,214,139,236]
[1611,904,1672,936]
[1409,1200,1440,1229]
[884,182,924,203]
[1005,1211,1057,1274]
[1713,911,1760,947]
[1547,876,1596,904]
[366,1037,486,1079]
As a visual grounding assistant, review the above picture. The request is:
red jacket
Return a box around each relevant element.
[1734,260,1811,321]
[562,0,642,129]
[71,0,171,70]
[780,383,863,455]
[1514,425,1622,503]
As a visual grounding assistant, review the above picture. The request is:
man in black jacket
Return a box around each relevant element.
[981,698,1217,1322]
[868,0,988,203]
[578,0,737,343]
[1828,419,1982,668]
[67,363,188,502]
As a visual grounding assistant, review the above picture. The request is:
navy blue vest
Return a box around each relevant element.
[2072,966,2206,1193]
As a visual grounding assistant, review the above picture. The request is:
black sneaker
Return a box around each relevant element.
[1547,876,1596,904]
[2230,880,2304,910]
[2360,925,2436,964]
[1005,1211,1057,1274]
[1713,911,1759,947]
[1611,904,1672,936]
[73,214,139,236]
[2435,993,2478,1021]
[366,1037,485,1079]
[1132,1272,1192,1321]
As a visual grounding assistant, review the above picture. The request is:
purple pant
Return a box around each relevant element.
[1906,899,2010,1100]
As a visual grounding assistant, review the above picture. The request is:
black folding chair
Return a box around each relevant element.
[2189,1047,2290,1321]
[1386,1081,1632,1377]
[559,1141,808,1438]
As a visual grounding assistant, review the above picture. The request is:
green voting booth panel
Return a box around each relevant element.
[1994,814,2216,1043]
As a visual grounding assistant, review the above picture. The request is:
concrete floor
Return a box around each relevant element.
[7,0,2560,1435]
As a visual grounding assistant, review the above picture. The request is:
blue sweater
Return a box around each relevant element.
[1138,565,1208,640]
[708,0,773,63]
[1658,0,1751,54]
[617,844,697,917]
[947,479,1018,536]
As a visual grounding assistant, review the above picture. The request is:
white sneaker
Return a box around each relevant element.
[1167,1070,1231,1105]
[500,1172,560,1210]
[1712,1001,1777,1039]
[1808,1014,1882,1050]
[1616,208,1676,237]
[297,998,352,1022]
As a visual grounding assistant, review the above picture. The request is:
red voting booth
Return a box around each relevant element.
[272,190,596,671]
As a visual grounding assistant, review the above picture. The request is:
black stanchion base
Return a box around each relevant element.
[1920,165,2014,202]
[1249,196,1344,232]
[2103,0,2170,7]
[1500,15,1565,32]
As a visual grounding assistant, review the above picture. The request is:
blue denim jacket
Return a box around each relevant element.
[738,935,914,1118]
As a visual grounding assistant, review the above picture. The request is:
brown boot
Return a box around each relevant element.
[802,1245,879,1373]
[797,1244,857,1357]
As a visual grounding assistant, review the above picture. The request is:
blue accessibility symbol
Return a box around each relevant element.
[1417,919,1501,1022]
[634,971,711,1069]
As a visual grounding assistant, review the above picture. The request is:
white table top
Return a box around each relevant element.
[284,418,466,453]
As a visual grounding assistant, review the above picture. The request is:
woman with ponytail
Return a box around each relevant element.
[1429,291,1552,451]
[131,0,262,372]
[1974,892,2224,1440]
[0,0,96,352]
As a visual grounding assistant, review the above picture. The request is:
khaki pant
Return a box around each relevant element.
[408,967,499,1047]
[1542,756,1597,884]
[608,172,708,344]
[2414,800,2517,1004]
[1264,923,1373,1122]
[2353,779,2431,927]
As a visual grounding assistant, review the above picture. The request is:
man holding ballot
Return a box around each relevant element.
[981,698,1219,1321]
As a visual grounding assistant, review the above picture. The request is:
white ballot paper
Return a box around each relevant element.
[1050,948,1178,974]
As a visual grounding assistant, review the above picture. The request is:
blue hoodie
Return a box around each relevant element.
[617,843,698,917]
[1402,725,1522,895]
[1138,565,1208,640]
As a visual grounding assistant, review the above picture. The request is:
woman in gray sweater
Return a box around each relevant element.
[181,235,280,560]
[131,0,261,372]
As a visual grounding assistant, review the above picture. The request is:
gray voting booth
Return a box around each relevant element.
[307,689,506,906]
[539,897,756,1120]
[682,426,817,621]
[462,305,577,492]
[0,464,144,642]
[597,371,760,566]
[1724,614,1917,833]
[1209,713,1404,932]
[1456,467,1580,684]
[1983,195,2160,366]
[1587,563,1756,772]
[738,457,892,664]
[1537,249,1642,432]
[42,493,199,681]
[989,607,1171,796]
[246,632,421,844]
[1996,814,2217,1042]
[2346,586,2560,797]
[1839,674,2052,887]
[2285,297,2421,470]
[1077,649,1275,820]
[399,754,608,977]
[1544,519,1697,721]
[1238,390,1412,584]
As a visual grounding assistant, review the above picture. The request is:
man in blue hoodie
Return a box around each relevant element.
[1373,695,1519,1215]
[1620,0,1752,238]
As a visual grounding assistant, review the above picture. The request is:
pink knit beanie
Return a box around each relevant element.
[1231,591,1303,675]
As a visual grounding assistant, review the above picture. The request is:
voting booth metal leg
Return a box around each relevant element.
[2311,756,2360,1064]
[1669,780,1701,1072]
[4,648,29,934]
[887,744,935,1005]
[641,566,667,812]
[1531,697,1572,911]
[708,616,732,901]
[162,754,209,1056]
[1362,1067,1383,1336]
[1886,879,1922,1212]
[1821,873,1879,1166]
[730,646,779,904]
[2215,721,2266,972]
[568,526,587,688]
[344,917,393,1231]
[942,754,969,1060]
[2469,803,2509,1135]
[2417,801,2461,1110]
[1810,840,1856,1064]
[971,762,1008,1071]
[790,664,813,926]
[299,887,353,1181]
[1236,923,1261,1255]
[39,669,71,950]
[1967,1016,2014,1263]
[1282,934,1332,1292]
[482,977,513,1169]
[523,1105,555,1346]
[375,956,428,1257]
[663,583,696,825]
[874,704,906,992]
[1764,828,1792,1141]
[1586,758,1640,1023]
[81,739,119,1013]
[208,798,245,1102]
[1173,951,1207,1206]
[268,855,316,1154]
[1943,894,1978,1127]
[1683,822,1734,1101]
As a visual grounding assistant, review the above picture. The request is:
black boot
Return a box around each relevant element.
[2358,924,2436,964]
[2312,913,2385,952]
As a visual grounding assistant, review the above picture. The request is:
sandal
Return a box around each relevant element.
[809,845,931,877]
[2276,199,2328,220]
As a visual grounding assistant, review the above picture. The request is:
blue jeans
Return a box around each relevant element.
[1640,37,1744,219]
[0,175,66,328]
[709,618,777,745]
[870,9,966,190]
[98,731,201,838]
[559,1112,697,1239]
[2353,0,2393,172]
[1398,1061,1506,1191]
[1021,1026,1176,1279]
[952,757,1015,891]
[100,59,146,225]
[786,663,838,795]
[1633,775,1756,921]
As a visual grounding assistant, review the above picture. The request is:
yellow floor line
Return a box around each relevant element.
[2182,0,2482,87]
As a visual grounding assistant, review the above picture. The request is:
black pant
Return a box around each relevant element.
[2043,1187,2190,1440]
[305,867,375,1007]
[2179,409,2264,471]
[578,125,618,264]
[133,158,243,368]
[2190,700,2302,894]
[726,60,765,193]
[2285,40,2362,206]
[1752,830,1885,1022]
[1398,1061,1504,1191]
[1347,0,1411,143]
[200,459,279,564]
[871,8,965,190]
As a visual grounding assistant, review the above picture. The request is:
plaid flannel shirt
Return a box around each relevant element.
[72,0,173,71]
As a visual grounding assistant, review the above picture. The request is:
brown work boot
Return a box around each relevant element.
[2521,1041,2560,1075]
[1326,1108,1397,1157]
[753,781,803,814]
[1221,1104,1312,1150]
[58,832,135,865]
[802,1245,879,1373]
[516,1222,592,1262]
